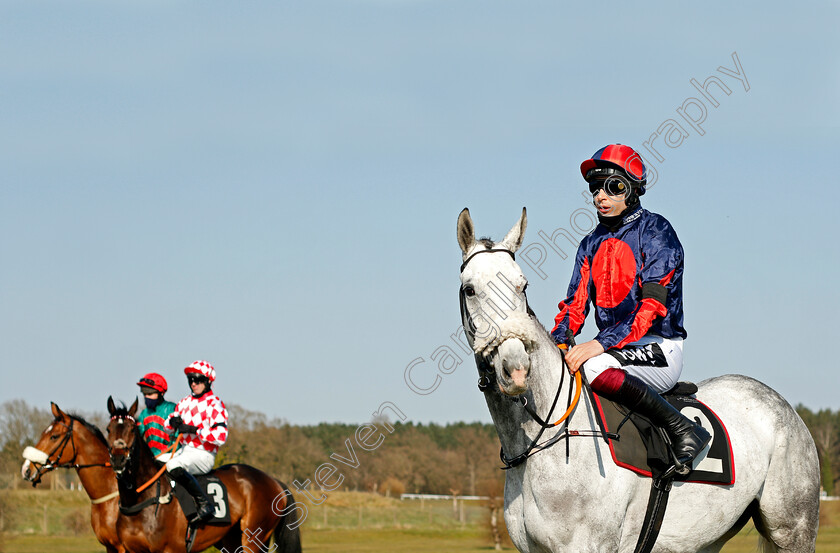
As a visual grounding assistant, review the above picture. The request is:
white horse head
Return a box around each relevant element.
[457,207,549,396]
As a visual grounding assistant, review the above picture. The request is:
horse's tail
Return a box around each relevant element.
[272,480,303,553]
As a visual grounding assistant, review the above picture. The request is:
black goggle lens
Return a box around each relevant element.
[589,176,630,198]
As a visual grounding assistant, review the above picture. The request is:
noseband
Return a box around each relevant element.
[459,247,532,392]
[26,418,77,484]
[108,415,137,477]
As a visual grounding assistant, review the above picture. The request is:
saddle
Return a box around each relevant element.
[593,382,734,484]
[171,471,232,525]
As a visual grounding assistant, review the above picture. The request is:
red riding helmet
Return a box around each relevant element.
[136,372,168,394]
[184,360,216,382]
[580,144,647,195]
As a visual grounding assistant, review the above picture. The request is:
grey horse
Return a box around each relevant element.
[457,207,820,552]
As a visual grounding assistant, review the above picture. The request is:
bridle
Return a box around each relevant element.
[107,413,174,515]
[107,414,137,478]
[459,247,609,468]
[25,418,110,485]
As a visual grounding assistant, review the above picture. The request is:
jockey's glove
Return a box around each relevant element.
[169,415,184,430]
[170,416,198,434]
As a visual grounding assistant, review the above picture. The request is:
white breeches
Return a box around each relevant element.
[584,335,684,393]
[164,445,215,475]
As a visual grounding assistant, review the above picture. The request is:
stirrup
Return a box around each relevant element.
[664,447,692,477]
[660,460,689,480]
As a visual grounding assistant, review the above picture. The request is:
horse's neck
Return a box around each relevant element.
[74,433,117,499]
[131,435,170,499]
[486,332,596,459]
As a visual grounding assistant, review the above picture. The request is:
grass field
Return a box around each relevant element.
[2,489,838,552]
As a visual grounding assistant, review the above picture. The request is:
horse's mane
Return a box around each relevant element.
[66,413,109,447]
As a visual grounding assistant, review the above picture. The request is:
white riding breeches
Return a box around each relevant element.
[583,335,684,393]
[164,445,215,475]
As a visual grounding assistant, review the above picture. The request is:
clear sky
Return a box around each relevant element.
[2,1,838,425]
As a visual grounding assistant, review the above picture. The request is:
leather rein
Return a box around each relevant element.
[107,414,179,514]
[459,247,612,468]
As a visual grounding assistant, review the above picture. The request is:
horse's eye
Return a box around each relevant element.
[50,434,59,441]
[464,285,475,297]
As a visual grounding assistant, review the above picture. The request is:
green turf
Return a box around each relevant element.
[2,490,838,552]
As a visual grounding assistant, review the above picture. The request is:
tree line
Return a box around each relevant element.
[2,399,838,497]
[0,400,504,497]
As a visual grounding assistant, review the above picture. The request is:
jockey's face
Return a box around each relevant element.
[593,187,628,217]
[188,375,208,395]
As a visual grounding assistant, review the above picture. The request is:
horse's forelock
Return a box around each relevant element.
[110,402,130,418]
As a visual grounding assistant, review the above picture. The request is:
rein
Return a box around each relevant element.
[460,247,612,468]
[108,417,180,514]
[136,435,180,494]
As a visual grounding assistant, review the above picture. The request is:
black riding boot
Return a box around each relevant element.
[612,374,711,473]
[169,467,214,523]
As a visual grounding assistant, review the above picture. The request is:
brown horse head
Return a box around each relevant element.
[22,402,79,485]
[22,403,111,485]
[106,396,140,475]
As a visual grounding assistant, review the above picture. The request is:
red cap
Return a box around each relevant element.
[137,372,168,394]
[184,360,216,382]
[580,144,646,183]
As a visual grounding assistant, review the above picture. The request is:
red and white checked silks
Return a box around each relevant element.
[167,391,228,454]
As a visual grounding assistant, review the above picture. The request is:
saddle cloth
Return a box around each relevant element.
[592,384,735,485]
[172,473,232,524]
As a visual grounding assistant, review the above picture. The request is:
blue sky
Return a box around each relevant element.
[2,1,838,425]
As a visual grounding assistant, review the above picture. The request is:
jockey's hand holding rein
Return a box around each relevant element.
[564,340,605,374]
[169,415,199,436]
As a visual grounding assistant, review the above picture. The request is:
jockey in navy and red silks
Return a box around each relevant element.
[164,360,229,523]
[551,144,710,473]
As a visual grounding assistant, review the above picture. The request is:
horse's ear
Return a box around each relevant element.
[51,402,66,420]
[498,207,527,253]
[128,397,139,418]
[457,208,476,256]
[107,396,116,416]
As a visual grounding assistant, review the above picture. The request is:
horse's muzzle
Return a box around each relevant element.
[494,338,531,396]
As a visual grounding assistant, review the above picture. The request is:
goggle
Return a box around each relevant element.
[588,175,632,198]
[139,377,157,387]
[187,374,207,384]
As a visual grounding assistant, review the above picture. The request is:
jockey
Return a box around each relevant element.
[135,372,177,459]
[164,360,228,523]
[551,144,711,473]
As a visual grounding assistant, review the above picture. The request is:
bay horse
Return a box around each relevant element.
[21,402,124,553]
[456,207,820,552]
[106,397,302,553]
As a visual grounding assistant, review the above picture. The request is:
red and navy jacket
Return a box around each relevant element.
[550,205,687,350]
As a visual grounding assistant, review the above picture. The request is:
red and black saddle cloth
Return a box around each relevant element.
[592,383,735,485]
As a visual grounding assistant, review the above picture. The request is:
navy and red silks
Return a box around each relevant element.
[550,204,686,350]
